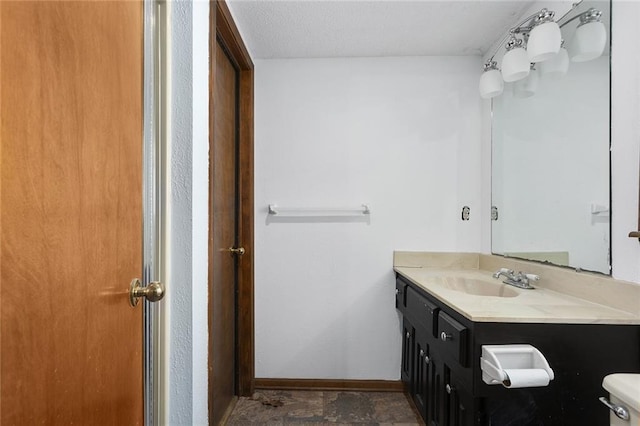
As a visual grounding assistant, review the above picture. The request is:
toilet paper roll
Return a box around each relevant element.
[502,369,550,388]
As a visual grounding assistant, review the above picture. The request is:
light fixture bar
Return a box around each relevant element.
[559,7,602,29]
[485,3,585,62]
[485,9,555,61]
[478,0,606,99]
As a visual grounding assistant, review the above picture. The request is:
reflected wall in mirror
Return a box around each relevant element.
[491,0,611,274]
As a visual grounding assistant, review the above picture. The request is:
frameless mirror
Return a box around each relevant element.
[491,0,611,274]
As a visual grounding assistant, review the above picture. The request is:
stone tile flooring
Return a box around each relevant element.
[226,390,423,425]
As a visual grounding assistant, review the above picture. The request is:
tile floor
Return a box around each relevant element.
[226,390,423,425]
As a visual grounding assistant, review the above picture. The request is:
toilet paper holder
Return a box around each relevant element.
[481,344,554,387]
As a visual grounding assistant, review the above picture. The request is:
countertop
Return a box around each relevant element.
[395,266,640,324]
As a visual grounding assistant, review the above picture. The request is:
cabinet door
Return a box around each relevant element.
[444,365,475,426]
[413,327,431,419]
[401,317,414,389]
[396,277,407,313]
[428,351,444,426]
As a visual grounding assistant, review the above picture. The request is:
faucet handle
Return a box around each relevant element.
[498,268,514,274]
[525,274,540,282]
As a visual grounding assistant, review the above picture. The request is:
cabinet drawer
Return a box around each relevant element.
[406,286,439,337]
[438,312,469,367]
[395,278,407,313]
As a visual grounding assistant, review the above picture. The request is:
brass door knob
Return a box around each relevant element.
[129,278,165,307]
[227,247,245,255]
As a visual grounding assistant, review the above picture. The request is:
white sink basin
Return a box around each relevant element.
[431,276,520,298]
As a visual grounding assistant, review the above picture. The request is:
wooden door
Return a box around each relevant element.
[210,40,240,425]
[1,2,144,424]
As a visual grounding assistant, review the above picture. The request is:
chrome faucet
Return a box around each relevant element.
[492,268,539,289]
[492,268,514,280]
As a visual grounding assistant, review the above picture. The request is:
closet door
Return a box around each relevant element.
[1,2,145,424]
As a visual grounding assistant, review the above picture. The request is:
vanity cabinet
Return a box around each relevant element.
[396,274,640,426]
[398,276,479,425]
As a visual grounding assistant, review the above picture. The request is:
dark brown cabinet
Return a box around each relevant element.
[401,317,414,386]
[396,273,640,426]
[444,365,475,426]
[400,277,476,425]
[438,312,469,368]
[413,326,432,419]
[396,277,407,312]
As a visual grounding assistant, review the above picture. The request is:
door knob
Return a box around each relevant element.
[129,278,165,307]
[226,247,245,255]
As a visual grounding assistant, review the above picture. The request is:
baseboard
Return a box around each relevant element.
[254,378,405,392]
[217,396,238,426]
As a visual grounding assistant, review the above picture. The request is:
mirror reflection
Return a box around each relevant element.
[491,0,611,274]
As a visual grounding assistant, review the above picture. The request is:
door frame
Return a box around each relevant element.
[143,0,166,424]
[208,0,255,404]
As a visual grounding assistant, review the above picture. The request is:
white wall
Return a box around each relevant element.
[162,1,209,424]
[254,57,483,379]
[611,0,640,282]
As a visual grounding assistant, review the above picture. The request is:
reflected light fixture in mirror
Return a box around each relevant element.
[568,8,607,62]
[540,41,570,78]
[478,5,606,99]
[513,64,539,98]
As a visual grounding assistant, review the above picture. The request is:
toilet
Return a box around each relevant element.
[602,374,640,425]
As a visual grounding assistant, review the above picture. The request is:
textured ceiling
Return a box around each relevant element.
[226,0,538,59]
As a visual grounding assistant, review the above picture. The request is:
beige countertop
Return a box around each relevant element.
[394,252,640,325]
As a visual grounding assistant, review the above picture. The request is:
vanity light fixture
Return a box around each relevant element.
[479,61,504,99]
[527,9,562,62]
[478,5,606,99]
[501,35,530,82]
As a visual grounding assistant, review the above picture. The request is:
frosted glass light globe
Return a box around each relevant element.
[479,69,504,99]
[501,47,530,82]
[513,68,539,99]
[527,21,562,62]
[569,21,606,62]
[540,47,569,78]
